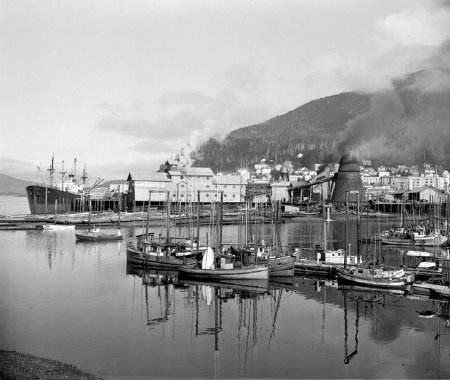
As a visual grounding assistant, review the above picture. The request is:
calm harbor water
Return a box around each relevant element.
[1,196,450,379]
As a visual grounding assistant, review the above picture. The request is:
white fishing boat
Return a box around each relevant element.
[337,266,410,289]
[75,226,123,241]
[179,246,269,280]
[381,229,447,247]
[42,224,75,230]
[401,250,442,279]
[75,189,123,242]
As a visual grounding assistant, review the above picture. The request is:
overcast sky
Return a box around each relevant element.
[1,0,449,181]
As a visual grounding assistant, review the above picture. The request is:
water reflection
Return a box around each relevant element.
[3,218,450,378]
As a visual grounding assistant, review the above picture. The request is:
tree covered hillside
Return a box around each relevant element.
[0,174,32,196]
[193,92,371,172]
[192,68,450,173]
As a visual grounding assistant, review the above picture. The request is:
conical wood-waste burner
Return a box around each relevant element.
[331,153,365,203]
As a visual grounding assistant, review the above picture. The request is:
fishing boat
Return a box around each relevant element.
[179,246,269,280]
[293,219,361,276]
[75,226,123,241]
[42,223,75,230]
[381,228,448,247]
[267,256,295,277]
[239,245,294,277]
[337,266,411,289]
[400,250,442,279]
[75,188,123,242]
[126,240,197,269]
[26,156,87,214]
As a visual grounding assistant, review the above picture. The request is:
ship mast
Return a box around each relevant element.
[82,165,88,185]
[48,154,55,188]
[60,160,67,191]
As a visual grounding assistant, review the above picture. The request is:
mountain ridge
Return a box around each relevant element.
[0,174,33,196]
[192,68,450,173]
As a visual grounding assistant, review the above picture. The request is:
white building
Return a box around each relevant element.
[270,181,290,203]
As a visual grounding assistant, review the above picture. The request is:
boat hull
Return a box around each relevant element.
[179,265,269,280]
[337,268,407,289]
[42,224,75,230]
[75,232,123,241]
[26,185,79,214]
[381,235,447,247]
[268,257,294,277]
[126,245,196,269]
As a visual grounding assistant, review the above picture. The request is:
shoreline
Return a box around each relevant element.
[0,350,103,380]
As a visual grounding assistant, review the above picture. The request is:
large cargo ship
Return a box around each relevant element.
[26,156,87,215]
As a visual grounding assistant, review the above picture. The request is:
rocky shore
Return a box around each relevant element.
[0,350,103,380]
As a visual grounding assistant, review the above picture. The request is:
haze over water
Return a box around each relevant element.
[0,196,449,379]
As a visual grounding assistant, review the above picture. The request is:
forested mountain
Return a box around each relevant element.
[0,174,32,196]
[192,68,450,173]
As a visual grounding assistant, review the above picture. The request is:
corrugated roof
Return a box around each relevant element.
[127,172,170,182]
[404,185,442,194]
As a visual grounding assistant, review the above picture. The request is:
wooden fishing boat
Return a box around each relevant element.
[337,266,410,289]
[75,187,123,242]
[179,246,269,280]
[238,245,294,277]
[267,256,295,277]
[179,264,269,280]
[75,226,123,241]
[126,242,197,269]
[381,230,447,247]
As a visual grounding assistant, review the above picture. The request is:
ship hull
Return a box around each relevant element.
[26,185,79,214]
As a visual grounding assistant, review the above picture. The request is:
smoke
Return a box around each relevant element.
[318,66,450,174]
[175,144,195,168]
[316,4,450,174]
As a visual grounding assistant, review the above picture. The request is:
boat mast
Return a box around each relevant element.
[118,186,121,230]
[344,191,349,270]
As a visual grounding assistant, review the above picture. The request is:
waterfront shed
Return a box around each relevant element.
[393,185,445,204]
[127,172,171,210]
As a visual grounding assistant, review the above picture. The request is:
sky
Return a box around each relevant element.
[1,0,449,181]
